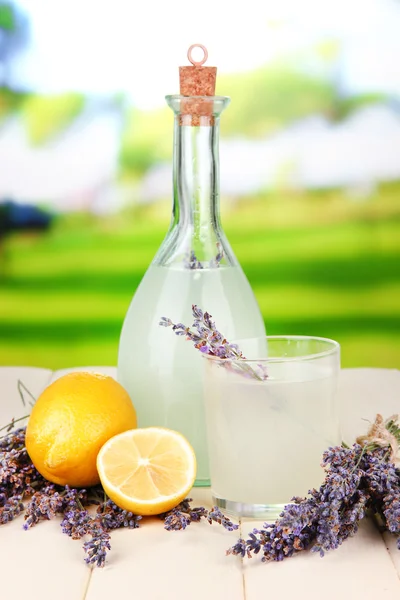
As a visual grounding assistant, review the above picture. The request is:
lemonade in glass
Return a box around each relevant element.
[203,336,340,520]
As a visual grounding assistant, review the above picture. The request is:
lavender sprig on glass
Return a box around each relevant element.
[160,304,268,381]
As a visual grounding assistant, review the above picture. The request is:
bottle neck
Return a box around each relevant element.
[172,116,221,235]
[153,95,235,268]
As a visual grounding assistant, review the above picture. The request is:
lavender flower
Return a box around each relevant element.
[162,498,238,532]
[24,490,65,529]
[383,489,400,535]
[207,507,239,531]
[160,304,268,381]
[310,445,365,556]
[96,499,141,530]
[184,243,224,270]
[227,539,248,558]
[337,489,369,543]
[164,509,191,531]
[159,317,173,327]
[83,525,111,568]
[278,496,318,536]
[363,453,398,496]
[60,508,92,539]
[62,486,89,507]
[59,497,141,567]
[185,250,203,270]
[0,427,26,452]
[186,505,209,522]
[0,494,24,524]
[227,516,316,562]
[0,441,44,497]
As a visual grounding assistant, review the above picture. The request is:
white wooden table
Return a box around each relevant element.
[0,367,399,600]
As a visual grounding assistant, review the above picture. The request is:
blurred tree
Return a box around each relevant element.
[0,1,29,88]
[119,106,171,178]
[295,41,389,121]
[0,1,29,121]
[218,64,337,137]
[0,84,23,119]
[22,93,86,145]
[0,199,54,276]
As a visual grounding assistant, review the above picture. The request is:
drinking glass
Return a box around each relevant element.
[203,336,340,520]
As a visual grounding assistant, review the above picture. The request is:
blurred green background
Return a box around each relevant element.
[0,0,399,369]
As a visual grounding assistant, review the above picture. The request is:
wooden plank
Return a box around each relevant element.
[242,518,400,600]
[383,532,400,580]
[0,516,92,600]
[86,488,244,600]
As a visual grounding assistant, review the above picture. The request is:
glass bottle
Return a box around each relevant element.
[117,94,266,485]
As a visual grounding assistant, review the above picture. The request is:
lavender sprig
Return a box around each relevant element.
[184,242,224,270]
[1,444,45,497]
[0,494,24,524]
[24,489,65,529]
[59,498,114,567]
[228,415,400,563]
[60,507,92,539]
[207,507,239,531]
[0,427,26,451]
[383,489,400,550]
[83,526,111,568]
[96,499,142,530]
[164,509,191,531]
[185,250,204,270]
[162,498,238,532]
[160,305,268,381]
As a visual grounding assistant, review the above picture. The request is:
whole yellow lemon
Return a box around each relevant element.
[25,372,137,488]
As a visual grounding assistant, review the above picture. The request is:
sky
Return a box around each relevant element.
[11,0,400,109]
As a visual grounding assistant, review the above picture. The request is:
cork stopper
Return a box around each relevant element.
[179,44,216,95]
[179,44,217,126]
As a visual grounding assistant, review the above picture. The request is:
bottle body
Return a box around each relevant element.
[118,264,265,484]
[117,95,266,485]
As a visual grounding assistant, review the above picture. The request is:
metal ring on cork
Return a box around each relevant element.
[187,44,208,67]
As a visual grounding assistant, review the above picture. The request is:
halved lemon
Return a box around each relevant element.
[97,427,197,516]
